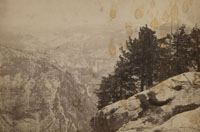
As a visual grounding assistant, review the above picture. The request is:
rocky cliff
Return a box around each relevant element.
[91,72,200,132]
[0,45,95,132]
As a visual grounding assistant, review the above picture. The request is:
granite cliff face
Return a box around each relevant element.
[0,45,95,132]
[91,72,200,132]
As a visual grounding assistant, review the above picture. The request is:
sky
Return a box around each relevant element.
[0,0,200,49]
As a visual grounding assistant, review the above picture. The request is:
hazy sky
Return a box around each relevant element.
[1,0,200,30]
[0,0,200,49]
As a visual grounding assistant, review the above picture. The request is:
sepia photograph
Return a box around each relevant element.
[0,0,200,132]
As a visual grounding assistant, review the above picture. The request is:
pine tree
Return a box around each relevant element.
[95,25,162,110]
[132,25,159,91]
[94,25,200,110]
[170,25,192,76]
[95,75,116,109]
[114,38,139,98]
[191,26,200,72]
[117,25,160,92]
[157,34,173,81]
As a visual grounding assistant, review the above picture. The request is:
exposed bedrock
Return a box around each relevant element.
[91,72,200,132]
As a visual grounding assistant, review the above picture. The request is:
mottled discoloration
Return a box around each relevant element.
[135,8,144,19]
[109,39,116,57]
[160,43,168,48]
[162,11,169,23]
[189,0,194,5]
[125,23,133,36]
[170,4,179,21]
[182,0,189,13]
[110,3,117,20]
[72,98,81,107]
[190,113,199,124]
[100,7,104,12]
[120,99,127,109]
[150,17,160,29]
[119,42,123,49]
[150,0,156,8]
[168,0,174,6]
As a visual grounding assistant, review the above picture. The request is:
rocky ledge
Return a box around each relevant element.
[91,72,200,132]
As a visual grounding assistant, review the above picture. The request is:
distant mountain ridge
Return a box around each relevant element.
[0,45,95,132]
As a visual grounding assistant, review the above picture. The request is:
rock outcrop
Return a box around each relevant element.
[0,45,95,132]
[91,72,200,132]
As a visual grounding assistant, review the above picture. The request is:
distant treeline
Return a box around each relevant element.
[96,24,200,110]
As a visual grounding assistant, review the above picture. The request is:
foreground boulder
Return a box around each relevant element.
[149,107,200,132]
[91,72,200,132]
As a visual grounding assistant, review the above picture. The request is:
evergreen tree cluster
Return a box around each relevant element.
[96,25,200,110]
